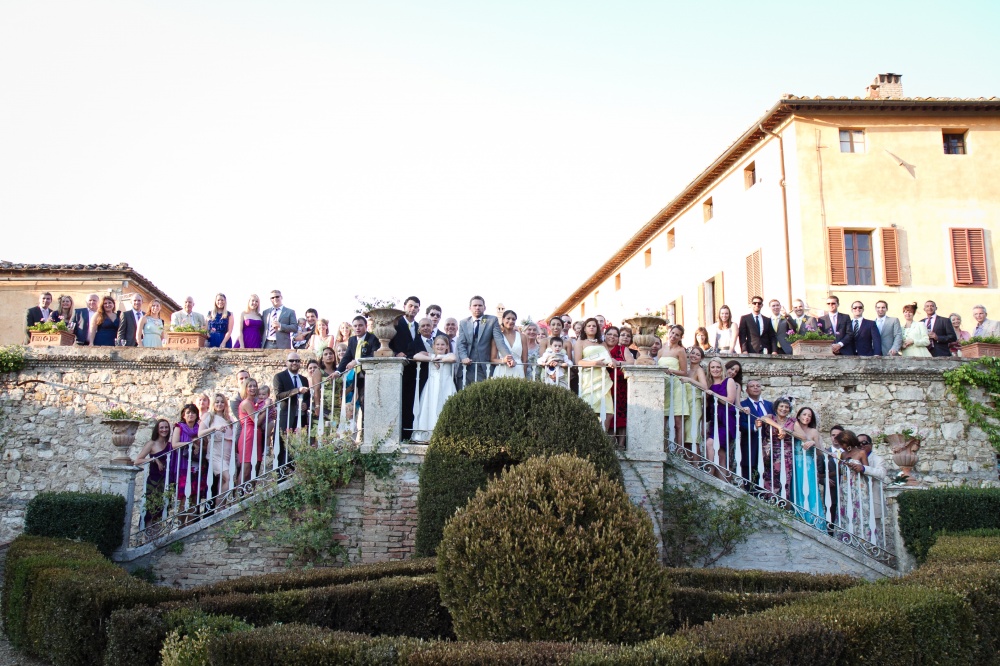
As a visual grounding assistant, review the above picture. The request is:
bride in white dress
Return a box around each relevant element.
[412,334,458,436]
[491,310,528,379]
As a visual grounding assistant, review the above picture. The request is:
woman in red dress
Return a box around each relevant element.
[603,326,633,447]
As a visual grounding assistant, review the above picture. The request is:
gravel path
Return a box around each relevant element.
[0,636,49,666]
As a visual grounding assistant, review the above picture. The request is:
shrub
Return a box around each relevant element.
[904,562,1000,664]
[897,487,1000,561]
[925,531,1000,564]
[763,583,977,665]
[662,567,860,593]
[437,455,669,643]
[193,556,437,596]
[679,615,845,666]
[23,491,126,557]
[669,587,816,630]
[105,606,169,666]
[414,378,621,557]
[205,625,421,665]
[160,609,252,666]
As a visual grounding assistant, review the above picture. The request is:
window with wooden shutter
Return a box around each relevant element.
[880,227,901,286]
[745,250,762,302]
[674,295,684,327]
[827,228,847,285]
[713,272,725,317]
[951,228,989,287]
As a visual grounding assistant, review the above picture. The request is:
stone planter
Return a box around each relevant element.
[28,330,76,347]
[163,331,208,349]
[366,308,405,357]
[790,339,835,355]
[624,316,667,365]
[960,342,1000,358]
[886,434,921,486]
[102,419,143,465]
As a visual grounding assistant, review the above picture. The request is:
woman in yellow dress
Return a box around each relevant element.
[900,302,932,357]
[656,325,689,447]
[575,318,614,428]
[684,346,709,452]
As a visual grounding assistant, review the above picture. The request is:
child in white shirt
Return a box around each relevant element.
[537,337,571,388]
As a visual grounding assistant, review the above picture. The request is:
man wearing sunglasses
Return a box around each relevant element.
[737,295,776,355]
[262,290,297,349]
[819,295,854,355]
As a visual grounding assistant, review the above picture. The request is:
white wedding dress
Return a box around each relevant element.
[413,358,457,435]
[491,332,525,379]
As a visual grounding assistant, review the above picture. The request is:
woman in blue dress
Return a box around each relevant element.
[206,293,234,348]
[792,406,824,529]
[89,296,120,346]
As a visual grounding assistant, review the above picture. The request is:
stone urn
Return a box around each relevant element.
[623,316,668,365]
[102,419,143,465]
[366,308,405,357]
[163,330,208,349]
[29,330,77,346]
[886,433,921,485]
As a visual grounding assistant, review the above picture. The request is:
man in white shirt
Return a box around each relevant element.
[444,317,459,354]
[171,297,208,330]
[25,292,54,342]
[261,290,297,349]
[971,305,1000,339]
[873,300,902,356]
[117,294,145,347]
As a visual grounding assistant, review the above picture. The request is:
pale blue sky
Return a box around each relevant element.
[2,0,998,325]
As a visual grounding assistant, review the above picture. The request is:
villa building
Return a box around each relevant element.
[551,74,1000,333]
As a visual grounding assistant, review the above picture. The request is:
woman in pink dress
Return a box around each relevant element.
[237,379,266,484]
[234,294,264,349]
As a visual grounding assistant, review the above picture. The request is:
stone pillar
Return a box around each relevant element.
[99,464,140,554]
[357,357,407,453]
[884,484,922,573]
[621,366,667,550]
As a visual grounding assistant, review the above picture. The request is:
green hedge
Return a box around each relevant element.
[415,378,621,557]
[2,536,185,666]
[205,625,420,665]
[897,487,1000,561]
[762,583,978,665]
[23,491,126,557]
[193,556,437,596]
[663,567,860,594]
[925,531,1000,565]
[669,587,816,630]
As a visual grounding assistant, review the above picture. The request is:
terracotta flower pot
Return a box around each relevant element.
[29,330,77,347]
[961,342,1000,358]
[790,339,835,356]
[886,433,921,485]
[624,316,667,365]
[163,331,208,349]
[366,308,405,357]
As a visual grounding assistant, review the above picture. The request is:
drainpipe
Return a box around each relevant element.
[759,123,793,307]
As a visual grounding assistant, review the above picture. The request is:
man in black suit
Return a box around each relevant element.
[116,294,144,347]
[737,380,772,484]
[818,295,854,355]
[334,316,381,414]
[737,296,776,354]
[25,292,54,342]
[72,294,100,345]
[273,351,312,463]
[391,296,421,440]
[921,300,957,357]
[845,301,882,357]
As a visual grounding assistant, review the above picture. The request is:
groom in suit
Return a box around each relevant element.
[737,296,776,354]
[873,300,903,356]
[261,290,297,349]
[457,295,514,388]
[843,301,882,357]
[391,296,422,440]
[116,294,144,347]
[921,300,957,357]
[819,295,854,354]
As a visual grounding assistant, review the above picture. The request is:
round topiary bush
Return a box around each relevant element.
[414,378,621,556]
[436,454,670,643]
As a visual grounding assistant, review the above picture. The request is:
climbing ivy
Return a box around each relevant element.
[944,357,1000,452]
[0,345,25,373]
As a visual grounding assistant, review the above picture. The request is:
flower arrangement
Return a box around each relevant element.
[28,321,70,333]
[873,427,924,446]
[102,404,146,421]
[786,331,835,343]
[354,295,399,314]
[171,324,207,334]
[632,308,667,319]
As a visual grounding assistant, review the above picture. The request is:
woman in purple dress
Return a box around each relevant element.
[133,419,173,526]
[705,357,738,479]
[170,404,207,522]
[234,294,264,349]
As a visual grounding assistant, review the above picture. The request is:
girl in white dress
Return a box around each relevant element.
[491,309,528,379]
[412,334,458,436]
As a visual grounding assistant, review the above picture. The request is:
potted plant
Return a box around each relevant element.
[787,331,836,355]
[624,310,668,365]
[960,335,1000,358]
[27,321,76,347]
[163,324,208,350]
[101,405,147,465]
[875,428,922,486]
[356,296,402,358]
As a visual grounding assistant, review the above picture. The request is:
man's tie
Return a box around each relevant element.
[292,374,299,390]
[472,319,480,344]
[424,338,432,352]
[877,318,883,334]
[976,325,984,337]
[926,317,933,331]
[853,320,859,335]
[754,315,760,333]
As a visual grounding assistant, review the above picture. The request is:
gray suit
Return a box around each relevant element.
[770,315,794,354]
[456,315,513,386]
[171,310,208,330]
[973,318,1000,339]
[875,316,903,355]
[261,306,297,349]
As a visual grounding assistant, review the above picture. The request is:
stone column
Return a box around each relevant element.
[357,357,407,453]
[884,484,922,573]
[621,366,667,549]
[99,464,140,555]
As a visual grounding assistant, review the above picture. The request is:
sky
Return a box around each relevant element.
[2,0,999,327]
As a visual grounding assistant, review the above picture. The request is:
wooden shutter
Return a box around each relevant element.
[713,272,725,318]
[880,227,901,286]
[745,250,762,302]
[951,228,989,287]
[827,228,847,285]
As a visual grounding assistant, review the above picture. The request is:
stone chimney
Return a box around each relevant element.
[866,73,903,99]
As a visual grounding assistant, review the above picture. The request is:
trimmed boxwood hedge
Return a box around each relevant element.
[23,491,126,557]
[663,567,860,594]
[925,531,1000,565]
[415,378,621,556]
[897,487,1000,561]
[669,587,816,630]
